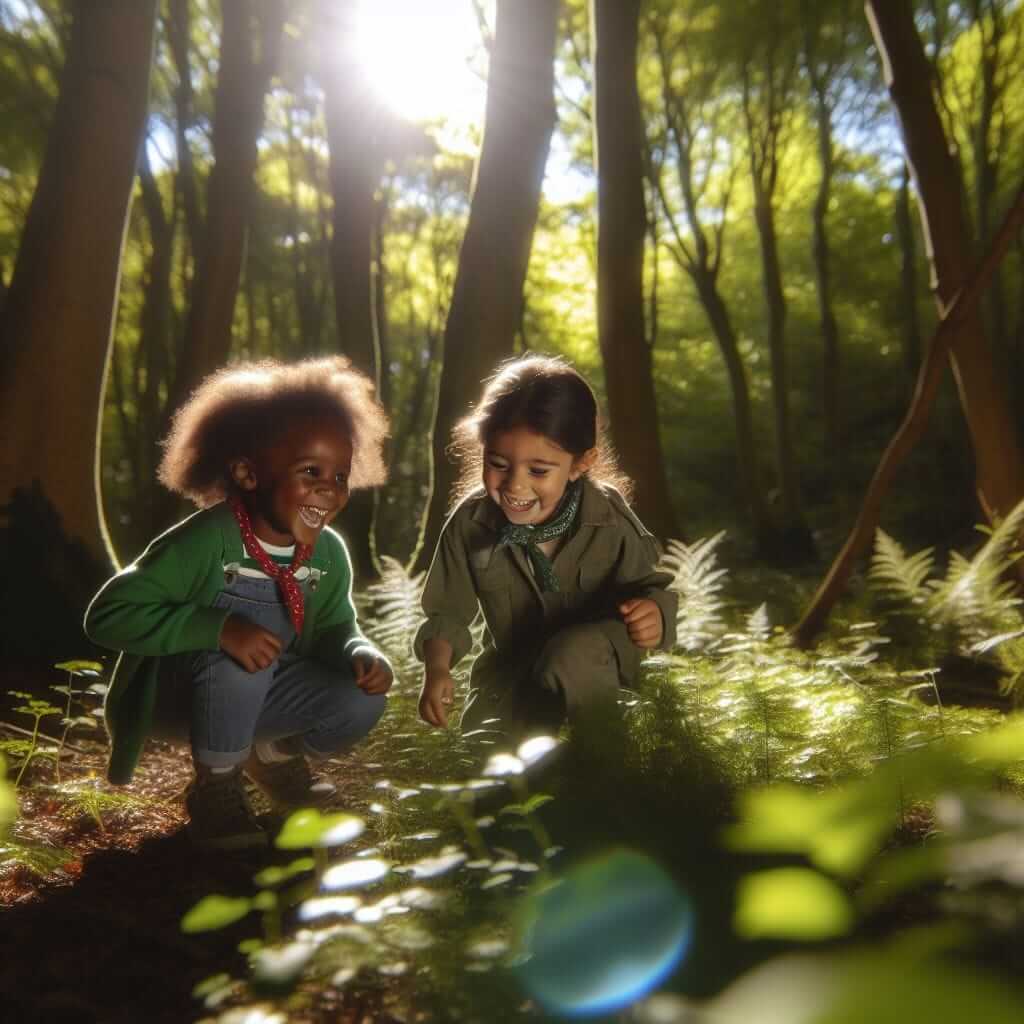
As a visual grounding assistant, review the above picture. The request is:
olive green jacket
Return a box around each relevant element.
[85,503,371,784]
[413,479,678,688]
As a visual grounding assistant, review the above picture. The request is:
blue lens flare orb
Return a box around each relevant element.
[514,848,694,1017]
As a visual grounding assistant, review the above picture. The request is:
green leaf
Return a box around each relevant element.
[734,867,853,940]
[192,972,233,999]
[254,857,315,889]
[252,891,277,911]
[965,716,1024,765]
[0,757,17,832]
[275,808,365,850]
[54,661,103,675]
[500,793,554,817]
[181,894,253,933]
[709,947,1024,1024]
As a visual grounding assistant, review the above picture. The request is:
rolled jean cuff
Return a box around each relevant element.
[193,744,252,770]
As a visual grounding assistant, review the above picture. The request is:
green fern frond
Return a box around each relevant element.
[746,604,771,642]
[659,532,729,652]
[869,529,935,607]
[360,556,426,664]
[927,497,1024,635]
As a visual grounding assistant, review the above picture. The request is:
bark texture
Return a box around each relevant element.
[0,0,158,571]
[866,0,1024,525]
[592,0,679,540]
[413,0,559,571]
[651,12,775,552]
[741,50,816,563]
[167,0,284,415]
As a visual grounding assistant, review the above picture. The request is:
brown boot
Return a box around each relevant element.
[243,752,337,811]
[184,765,267,851]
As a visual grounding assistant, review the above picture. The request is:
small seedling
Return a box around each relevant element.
[51,660,103,783]
[6,691,62,787]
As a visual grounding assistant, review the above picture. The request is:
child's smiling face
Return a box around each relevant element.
[482,425,592,526]
[233,415,353,547]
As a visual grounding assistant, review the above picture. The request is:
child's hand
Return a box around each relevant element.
[619,597,664,649]
[419,672,455,728]
[352,651,394,695]
[219,613,283,672]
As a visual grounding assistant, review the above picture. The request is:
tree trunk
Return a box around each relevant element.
[895,163,923,380]
[809,89,842,487]
[0,0,157,575]
[166,0,201,272]
[651,13,776,552]
[166,0,284,415]
[692,274,774,551]
[323,37,379,382]
[969,0,1008,352]
[592,0,679,540]
[741,53,816,564]
[132,144,177,539]
[865,0,1024,525]
[321,14,384,580]
[413,0,559,572]
[794,180,1024,647]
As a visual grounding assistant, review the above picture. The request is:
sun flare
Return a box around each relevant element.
[348,0,489,130]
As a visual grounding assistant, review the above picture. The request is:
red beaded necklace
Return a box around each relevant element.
[228,496,313,633]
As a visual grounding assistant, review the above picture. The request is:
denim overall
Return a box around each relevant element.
[154,570,385,769]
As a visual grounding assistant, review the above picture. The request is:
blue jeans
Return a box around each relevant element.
[155,576,385,770]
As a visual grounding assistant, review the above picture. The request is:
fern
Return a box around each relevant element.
[927,498,1024,636]
[869,529,935,608]
[745,603,772,643]
[360,556,427,666]
[659,532,729,652]
[870,499,1024,665]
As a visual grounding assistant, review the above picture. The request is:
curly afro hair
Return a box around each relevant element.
[158,356,389,508]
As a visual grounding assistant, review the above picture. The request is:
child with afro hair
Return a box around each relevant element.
[87,356,393,850]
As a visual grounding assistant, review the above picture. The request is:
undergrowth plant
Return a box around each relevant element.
[37,518,1024,1022]
[868,497,1024,701]
[4,690,62,787]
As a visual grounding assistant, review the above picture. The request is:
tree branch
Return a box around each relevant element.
[793,179,1024,648]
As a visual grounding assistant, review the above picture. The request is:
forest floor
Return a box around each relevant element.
[0,663,411,1024]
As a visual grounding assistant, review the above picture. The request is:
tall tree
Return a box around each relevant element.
[165,0,284,416]
[737,0,815,562]
[413,0,560,571]
[894,163,923,380]
[800,0,860,489]
[320,3,385,579]
[794,4,1024,646]
[865,0,1024,527]
[648,0,772,550]
[592,0,679,539]
[0,0,158,573]
[931,1,1022,354]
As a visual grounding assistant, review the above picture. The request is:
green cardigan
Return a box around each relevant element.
[85,502,372,784]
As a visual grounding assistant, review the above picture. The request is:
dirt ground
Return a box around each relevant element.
[0,669,404,1024]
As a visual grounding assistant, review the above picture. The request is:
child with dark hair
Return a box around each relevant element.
[416,355,677,737]
[86,356,393,849]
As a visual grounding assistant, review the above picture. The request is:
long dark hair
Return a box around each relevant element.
[448,355,631,509]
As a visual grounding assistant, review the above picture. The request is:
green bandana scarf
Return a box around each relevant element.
[496,479,583,592]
